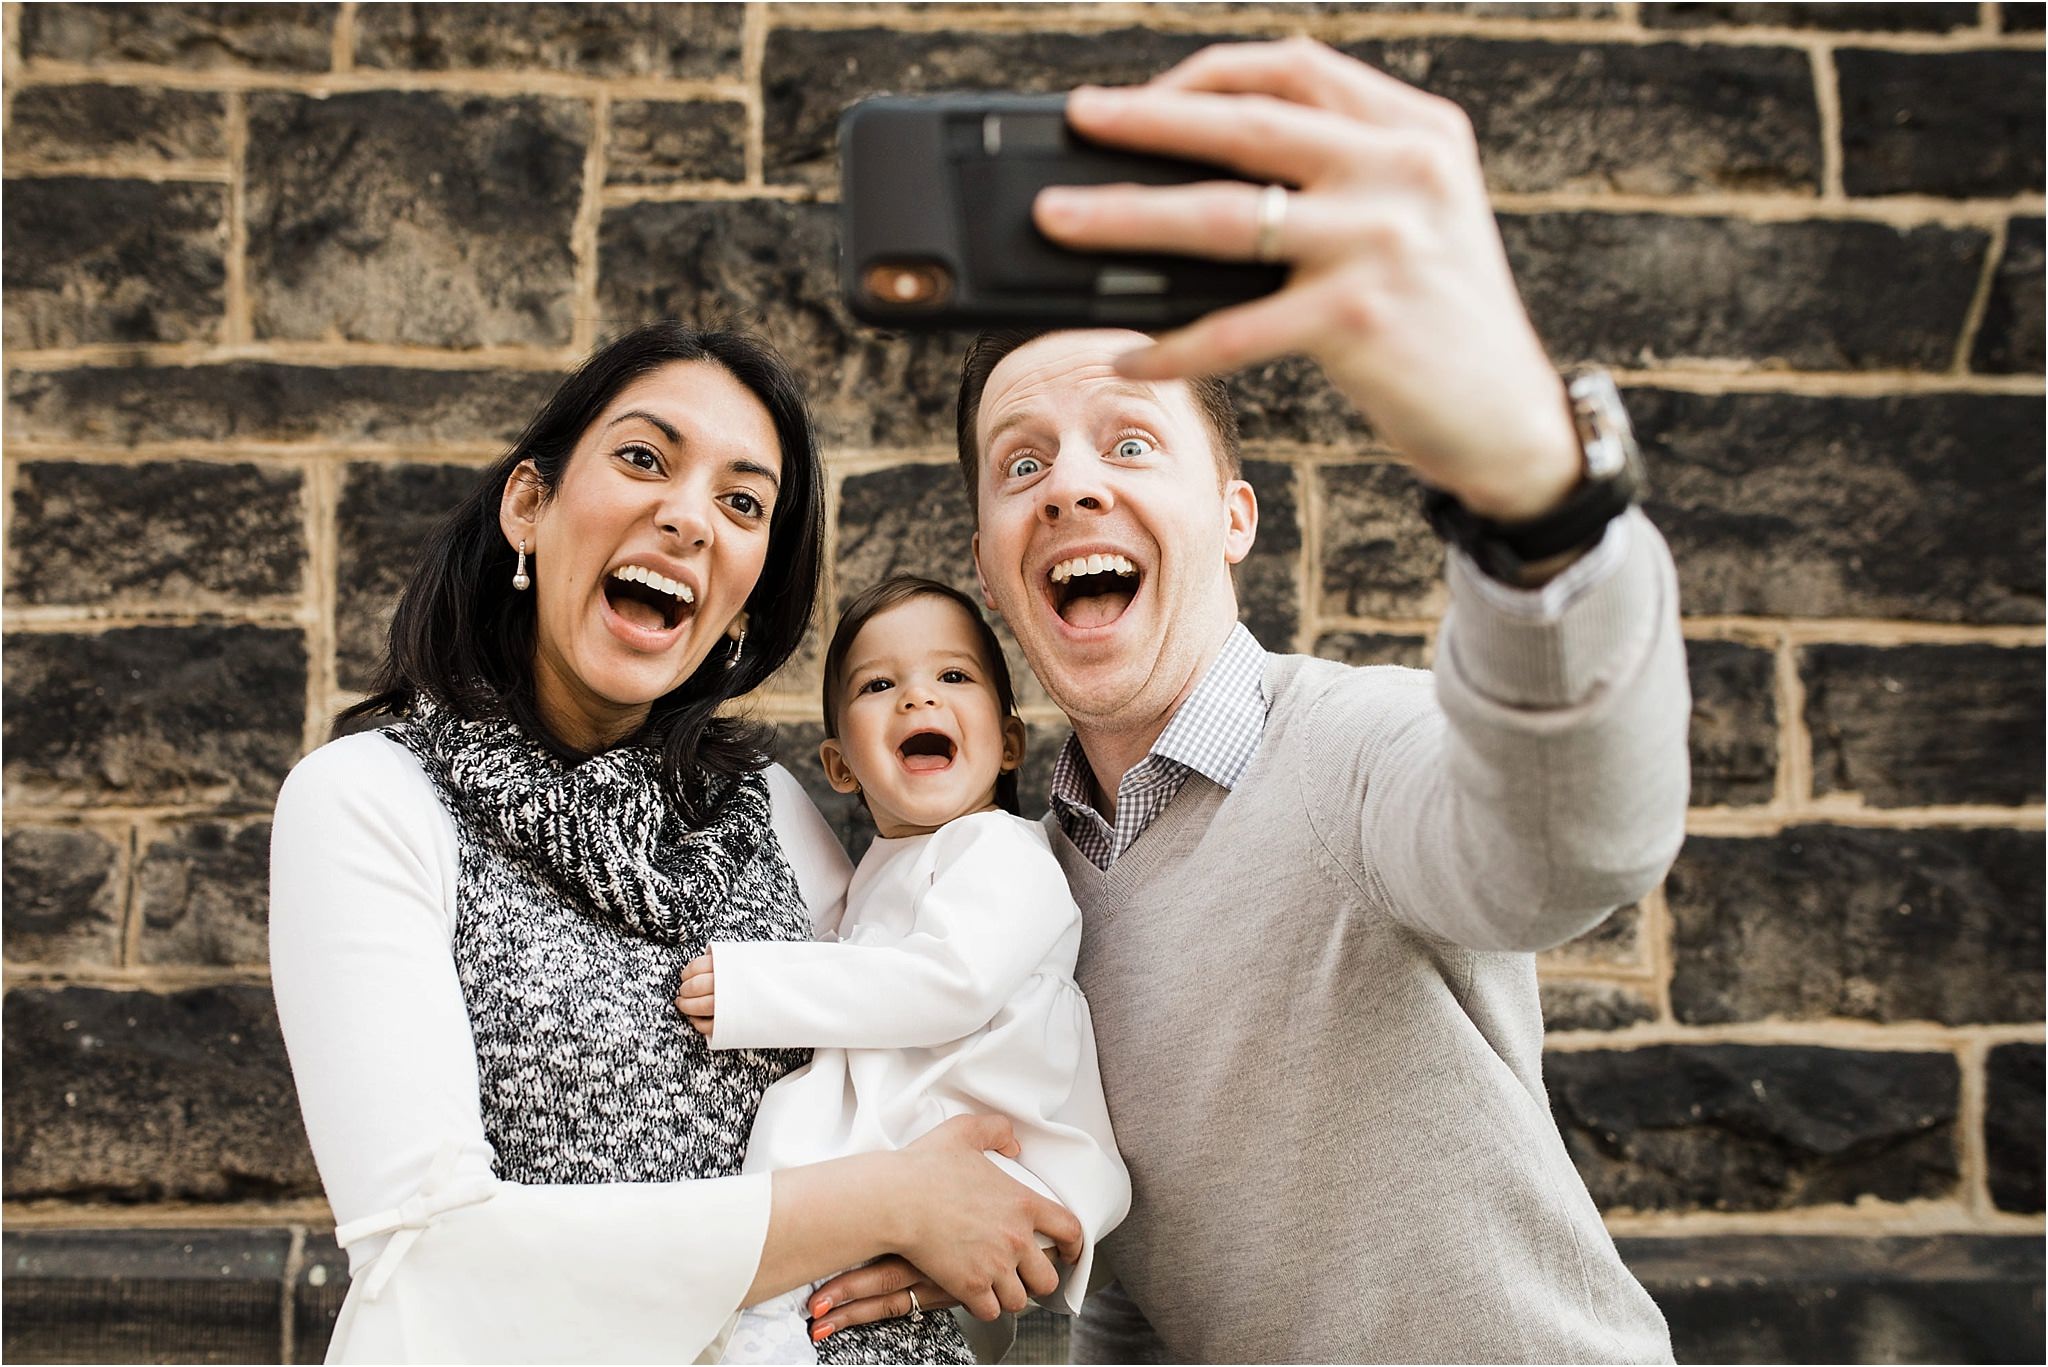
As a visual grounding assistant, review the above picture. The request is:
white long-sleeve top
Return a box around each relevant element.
[268,732,854,1363]
[708,810,1132,1314]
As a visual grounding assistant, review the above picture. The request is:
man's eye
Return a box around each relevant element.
[1006,454,1044,478]
[857,678,892,695]
[1111,436,1156,459]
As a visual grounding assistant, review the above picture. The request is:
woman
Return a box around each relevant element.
[269,321,1080,1364]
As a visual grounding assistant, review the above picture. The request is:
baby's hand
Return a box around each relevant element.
[676,953,716,1037]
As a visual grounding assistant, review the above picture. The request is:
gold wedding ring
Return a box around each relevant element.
[1254,183,1288,263]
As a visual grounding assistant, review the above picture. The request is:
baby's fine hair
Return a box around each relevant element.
[822,575,1023,817]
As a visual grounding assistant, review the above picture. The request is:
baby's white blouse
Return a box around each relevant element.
[268,733,853,1364]
[708,809,1132,1313]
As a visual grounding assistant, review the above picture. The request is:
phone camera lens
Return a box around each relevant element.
[863,262,952,310]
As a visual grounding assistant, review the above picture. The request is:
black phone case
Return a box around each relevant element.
[838,93,1288,329]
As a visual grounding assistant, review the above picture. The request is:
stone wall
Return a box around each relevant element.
[2,3,2041,1363]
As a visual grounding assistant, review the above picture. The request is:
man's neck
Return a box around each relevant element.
[1069,622,1236,821]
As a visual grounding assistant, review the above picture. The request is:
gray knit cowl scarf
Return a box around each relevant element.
[387,697,973,1365]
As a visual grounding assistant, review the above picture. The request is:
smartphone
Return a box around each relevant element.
[838,93,1288,330]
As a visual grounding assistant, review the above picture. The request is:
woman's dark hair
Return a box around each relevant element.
[341,320,825,821]
[821,575,1023,817]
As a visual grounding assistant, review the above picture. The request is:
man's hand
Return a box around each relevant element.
[675,953,715,1036]
[1033,38,1582,524]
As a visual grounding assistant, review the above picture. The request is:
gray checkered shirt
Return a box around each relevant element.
[1049,623,1269,870]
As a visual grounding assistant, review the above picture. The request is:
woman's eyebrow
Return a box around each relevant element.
[602,409,682,443]
[729,458,781,492]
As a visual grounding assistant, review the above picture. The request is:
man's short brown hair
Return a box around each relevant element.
[955,329,1244,517]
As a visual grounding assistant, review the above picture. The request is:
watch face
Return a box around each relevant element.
[1568,369,1642,489]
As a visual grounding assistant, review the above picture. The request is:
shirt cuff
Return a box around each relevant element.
[1439,509,1672,709]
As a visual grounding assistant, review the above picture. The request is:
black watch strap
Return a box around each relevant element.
[1421,368,1644,584]
[1421,478,1631,584]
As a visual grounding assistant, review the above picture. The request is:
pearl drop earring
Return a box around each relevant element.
[512,540,531,591]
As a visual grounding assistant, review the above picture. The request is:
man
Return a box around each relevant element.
[814,39,1689,1362]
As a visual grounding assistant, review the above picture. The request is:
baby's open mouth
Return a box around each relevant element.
[606,565,695,632]
[1049,554,1140,630]
[899,731,956,773]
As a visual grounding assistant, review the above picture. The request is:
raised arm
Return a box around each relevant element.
[706,814,1076,1051]
[270,739,1079,1360]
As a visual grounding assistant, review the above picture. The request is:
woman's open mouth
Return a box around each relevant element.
[604,565,695,634]
[898,730,956,774]
[1048,553,1140,630]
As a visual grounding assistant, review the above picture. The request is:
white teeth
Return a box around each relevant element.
[611,565,694,604]
[1047,554,1138,585]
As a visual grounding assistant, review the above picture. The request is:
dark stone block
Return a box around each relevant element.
[1316,463,1443,621]
[2,626,305,810]
[1341,38,1820,195]
[7,460,303,608]
[6,363,559,447]
[1633,389,2045,624]
[2,177,225,347]
[831,462,1047,711]
[1686,640,1776,807]
[1621,1235,2048,1366]
[17,3,334,72]
[1539,902,1646,972]
[1228,355,1369,448]
[1803,643,2044,808]
[1973,217,2045,375]
[607,100,748,184]
[1547,1044,1959,1212]
[598,199,973,450]
[5,85,225,162]
[334,462,489,691]
[1504,212,1988,371]
[763,27,1226,190]
[1236,459,1300,653]
[1311,632,1429,669]
[1,826,125,967]
[1540,979,1658,1032]
[1839,50,2046,198]
[0,1227,290,1365]
[355,2,744,77]
[1986,1043,2044,1213]
[134,821,272,967]
[246,92,586,347]
[1639,3,1978,28]
[1666,826,2044,1026]
[1,985,319,1200]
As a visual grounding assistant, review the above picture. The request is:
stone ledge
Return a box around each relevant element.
[1,1229,2039,1364]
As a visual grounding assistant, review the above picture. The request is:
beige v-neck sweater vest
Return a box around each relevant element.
[1053,513,1687,1364]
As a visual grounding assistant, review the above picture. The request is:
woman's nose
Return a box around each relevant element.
[657,491,713,547]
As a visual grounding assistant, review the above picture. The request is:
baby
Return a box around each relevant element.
[678,575,1130,1365]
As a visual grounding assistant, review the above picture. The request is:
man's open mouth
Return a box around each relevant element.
[605,565,695,633]
[898,731,956,773]
[1049,553,1140,630]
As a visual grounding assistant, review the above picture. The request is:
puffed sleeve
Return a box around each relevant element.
[708,812,1076,1051]
[270,733,772,1364]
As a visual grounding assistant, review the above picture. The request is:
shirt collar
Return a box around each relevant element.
[1047,622,1269,809]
